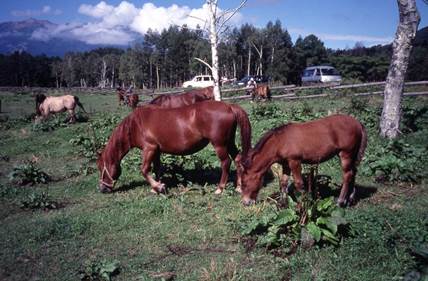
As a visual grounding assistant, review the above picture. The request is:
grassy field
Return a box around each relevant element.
[0,90,427,281]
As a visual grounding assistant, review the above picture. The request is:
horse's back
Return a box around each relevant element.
[132,101,235,153]
[279,115,363,162]
[43,95,76,113]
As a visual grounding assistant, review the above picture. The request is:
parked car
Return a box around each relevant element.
[182,75,214,88]
[301,66,342,85]
[234,75,270,86]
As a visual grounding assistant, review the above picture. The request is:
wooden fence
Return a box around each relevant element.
[1,80,428,102]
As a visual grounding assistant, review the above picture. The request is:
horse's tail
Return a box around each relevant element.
[230,104,252,158]
[355,122,367,166]
[74,96,87,113]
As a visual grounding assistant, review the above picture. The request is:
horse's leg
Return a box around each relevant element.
[141,148,165,194]
[227,141,242,193]
[338,151,355,207]
[348,167,358,204]
[152,152,162,181]
[280,161,291,193]
[289,159,304,193]
[213,145,232,194]
[68,109,76,123]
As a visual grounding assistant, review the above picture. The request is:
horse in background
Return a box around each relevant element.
[149,86,214,108]
[116,87,139,109]
[35,93,86,123]
[251,84,271,102]
[239,114,367,207]
[116,87,126,105]
[97,100,251,195]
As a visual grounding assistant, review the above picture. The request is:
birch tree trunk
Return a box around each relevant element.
[100,59,107,88]
[380,0,420,138]
[208,0,221,101]
[247,46,251,76]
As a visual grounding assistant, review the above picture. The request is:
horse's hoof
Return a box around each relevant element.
[152,184,166,194]
[214,188,223,195]
[336,199,347,208]
[235,186,242,194]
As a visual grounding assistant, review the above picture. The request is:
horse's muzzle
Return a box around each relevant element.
[99,184,112,193]
[241,197,256,206]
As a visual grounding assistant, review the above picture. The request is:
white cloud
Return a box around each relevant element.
[11,5,62,17]
[29,1,243,46]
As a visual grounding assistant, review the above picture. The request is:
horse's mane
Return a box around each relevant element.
[253,123,290,154]
[102,114,133,159]
[35,94,46,115]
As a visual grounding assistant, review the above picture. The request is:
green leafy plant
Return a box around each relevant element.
[362,139,428,182]
[70,114,121,160]
[241,195,348,251]
[20,191,59,210]
[79,260,120,281]
[8,161,50,186]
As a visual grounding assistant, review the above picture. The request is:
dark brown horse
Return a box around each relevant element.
[116,87,126,105]
[240,114,367,207]
[149,86,214,108]
[97,100,251,194]
[116,87,139,108]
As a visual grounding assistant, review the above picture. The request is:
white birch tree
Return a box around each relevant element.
[380,0,420,138]
[194,0,247,101]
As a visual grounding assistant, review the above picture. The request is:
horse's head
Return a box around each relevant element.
[96,151,121,193]
[238,151,264,206]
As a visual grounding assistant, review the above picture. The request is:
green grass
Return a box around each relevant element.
[0,90,427,280]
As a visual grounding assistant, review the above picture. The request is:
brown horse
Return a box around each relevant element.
[116,87,126,105]
[149,86,214,108]
[251,84,271,102]
[97,100,251,194]
[116,87,139,108]
[35,94,86,123]
[240,114,367,207]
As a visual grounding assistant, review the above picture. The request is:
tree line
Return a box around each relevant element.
[0,20,426,88]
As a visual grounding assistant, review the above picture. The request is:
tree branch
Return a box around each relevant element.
[251,42,262,57]
[194,57,213,72]
[218,0,247,32]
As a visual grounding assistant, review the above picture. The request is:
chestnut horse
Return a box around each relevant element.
[149,86,213,108]
[240,114,367,207]
[116,87,139,108]
[97,100,251,194]
[35,94,86,123]
[251,84,271,102]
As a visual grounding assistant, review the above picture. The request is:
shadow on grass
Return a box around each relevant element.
[113,167,241,193]
[269,173,378,205]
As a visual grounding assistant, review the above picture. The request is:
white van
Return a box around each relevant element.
[182,75,214,88]
[301,66,342,85]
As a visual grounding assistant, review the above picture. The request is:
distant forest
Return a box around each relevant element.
[0,21,427,88]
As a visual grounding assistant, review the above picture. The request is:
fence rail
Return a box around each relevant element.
[1,80,428,101]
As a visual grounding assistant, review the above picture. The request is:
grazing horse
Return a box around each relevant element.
[35,94,86,123]
[97,100,251,194]
[149,86,214,108]
[251,84,271,102]
[116,87,139,108]
[240,114,367,207]
[116,87,126,105]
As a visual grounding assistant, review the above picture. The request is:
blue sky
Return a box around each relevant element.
[1,0,427,49]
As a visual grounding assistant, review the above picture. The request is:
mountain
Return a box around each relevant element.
[0,18,126,57]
